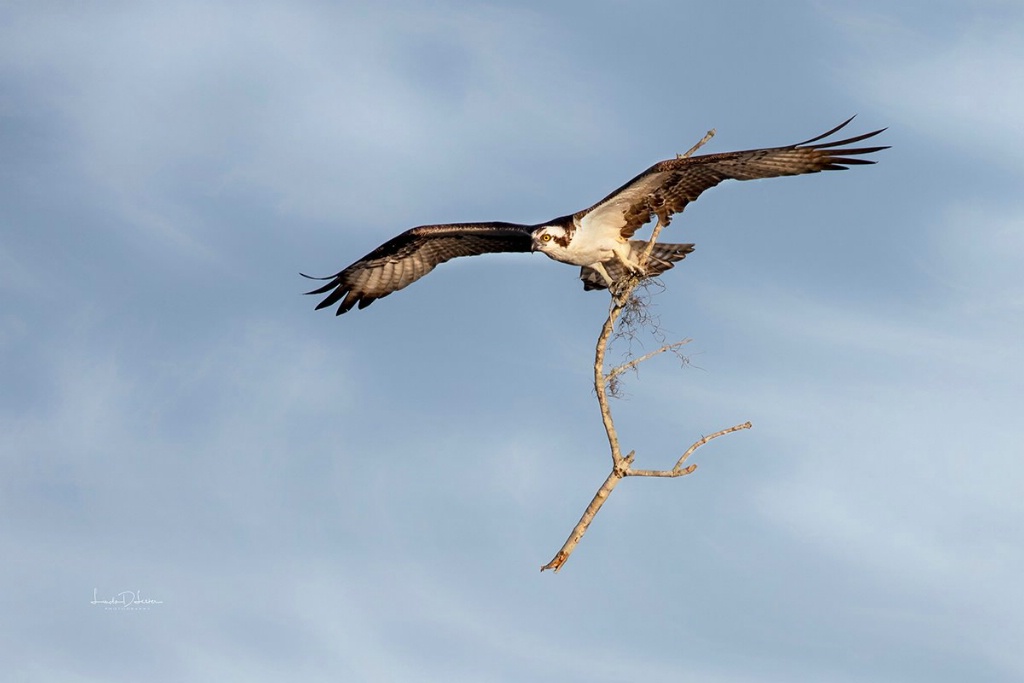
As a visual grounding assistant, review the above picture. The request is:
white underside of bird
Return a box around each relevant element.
[532,217,649,286]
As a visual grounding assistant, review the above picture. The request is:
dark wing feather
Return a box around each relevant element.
[303,222,534,315]
[580,241,695,291]
[580,117,889,239]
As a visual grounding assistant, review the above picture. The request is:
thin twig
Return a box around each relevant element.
[627,422,753,477]
[672,421,752,473]
[606,339,692,384]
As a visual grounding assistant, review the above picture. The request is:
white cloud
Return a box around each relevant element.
[0,316,356,539]
[0,1,613,230]
[661,269,1024,680]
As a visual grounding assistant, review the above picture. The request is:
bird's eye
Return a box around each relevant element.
[541,234,552,242]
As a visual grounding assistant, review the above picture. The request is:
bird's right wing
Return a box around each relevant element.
[303,222,535,315]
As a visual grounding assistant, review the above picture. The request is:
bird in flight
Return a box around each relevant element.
[304,117,887,315]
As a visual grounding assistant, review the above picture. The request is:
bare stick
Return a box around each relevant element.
[540,453,632,573]
[542,127,752,574]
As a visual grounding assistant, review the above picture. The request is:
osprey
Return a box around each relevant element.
[305,118,887,315]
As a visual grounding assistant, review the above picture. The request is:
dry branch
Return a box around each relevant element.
[542,126,751,573]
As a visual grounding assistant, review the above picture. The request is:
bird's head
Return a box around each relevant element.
[531,225,570,256]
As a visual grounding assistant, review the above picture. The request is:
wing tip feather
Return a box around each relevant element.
[300,271,335,281]
[793,115,857,146]
[794,117,889,153]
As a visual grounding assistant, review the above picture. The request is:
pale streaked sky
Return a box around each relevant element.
[2,2,1022,681]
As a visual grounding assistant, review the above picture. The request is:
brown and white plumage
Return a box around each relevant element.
[305,117,887,315]
[577,117,887,241]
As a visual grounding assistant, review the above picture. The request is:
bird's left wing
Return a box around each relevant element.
[303,222,535,315]
[579,117,888,239]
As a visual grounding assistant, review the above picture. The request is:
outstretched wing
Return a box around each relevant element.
[580,117,889,239]
[304,222,534,315]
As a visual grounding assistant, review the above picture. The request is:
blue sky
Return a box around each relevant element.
[2,1,1022,681]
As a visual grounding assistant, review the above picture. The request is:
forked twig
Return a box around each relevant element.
[541,420,751,572]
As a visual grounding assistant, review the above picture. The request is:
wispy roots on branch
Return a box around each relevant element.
[541,127,752,573]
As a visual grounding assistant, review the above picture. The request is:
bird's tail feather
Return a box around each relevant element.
[580,241,695,291]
